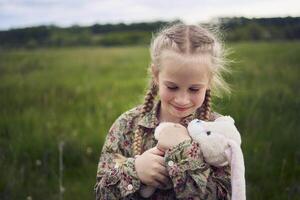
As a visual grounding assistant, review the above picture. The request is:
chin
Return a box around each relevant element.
[171,107,193,118]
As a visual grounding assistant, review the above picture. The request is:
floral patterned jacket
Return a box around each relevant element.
[94,100,232,199]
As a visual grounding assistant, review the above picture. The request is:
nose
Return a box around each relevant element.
[174,91,190,106]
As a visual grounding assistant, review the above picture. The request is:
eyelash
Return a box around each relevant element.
[190,88,200,92]
[167,87,200,92]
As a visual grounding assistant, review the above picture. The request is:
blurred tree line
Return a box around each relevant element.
[0,17,299,48]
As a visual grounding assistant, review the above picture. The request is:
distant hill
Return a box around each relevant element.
[0,17,299,48]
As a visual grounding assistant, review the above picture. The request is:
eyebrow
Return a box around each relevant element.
[163,81,205,87]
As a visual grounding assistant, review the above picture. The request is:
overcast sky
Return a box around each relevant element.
[0,0,299,30]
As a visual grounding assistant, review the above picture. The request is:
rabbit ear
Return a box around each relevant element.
[225,147,232,162]
[227,139,246,200]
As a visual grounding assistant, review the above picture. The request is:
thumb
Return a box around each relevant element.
[148,146,165,156]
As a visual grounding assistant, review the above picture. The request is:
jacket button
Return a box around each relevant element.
[168,160,174,167]
[127,184,133,190]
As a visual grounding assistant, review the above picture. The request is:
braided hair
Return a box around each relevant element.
[133,81,158,156]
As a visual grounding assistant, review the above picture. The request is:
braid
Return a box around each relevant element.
[196,89,211,121]
[133,81,158,156]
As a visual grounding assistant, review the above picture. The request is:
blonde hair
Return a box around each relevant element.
[133,22,231,156]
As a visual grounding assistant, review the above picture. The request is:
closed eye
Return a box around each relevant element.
[167,86,178,91]
[166,86,201,92]
[189,88,200,92]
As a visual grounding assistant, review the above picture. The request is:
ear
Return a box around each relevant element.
[151,64,159,85]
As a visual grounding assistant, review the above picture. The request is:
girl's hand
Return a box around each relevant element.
[156,124,191,151]
[135,147,170,188]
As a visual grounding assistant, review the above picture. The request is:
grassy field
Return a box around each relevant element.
[0,42,299,199]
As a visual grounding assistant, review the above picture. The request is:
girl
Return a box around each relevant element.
[94,22,233,199]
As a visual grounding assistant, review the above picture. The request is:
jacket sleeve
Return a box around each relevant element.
[94,115,141,200]
[164,139,231,199]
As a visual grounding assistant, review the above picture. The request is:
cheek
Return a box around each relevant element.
[159,88,173,101]
[193,91,206,106]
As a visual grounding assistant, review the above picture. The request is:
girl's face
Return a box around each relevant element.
[153,52,211,123]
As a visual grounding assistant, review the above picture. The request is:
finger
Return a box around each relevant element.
[149,147,165,156]
[155,173,169,186]
[156,164,169,176]
[152,159,168,176]
[156,146,166,154]
[160,176,171,185]
[146,147,160,154]
[150,179,165,188]
[155,155,166,167]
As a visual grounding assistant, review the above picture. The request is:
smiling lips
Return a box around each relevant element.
[173,105,191,111]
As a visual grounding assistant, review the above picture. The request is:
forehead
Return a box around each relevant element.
[159,50,211,85]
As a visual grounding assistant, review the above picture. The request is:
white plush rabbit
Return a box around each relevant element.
[139,116,246,200]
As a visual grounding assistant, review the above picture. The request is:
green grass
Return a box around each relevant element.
[0,42,299,199]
